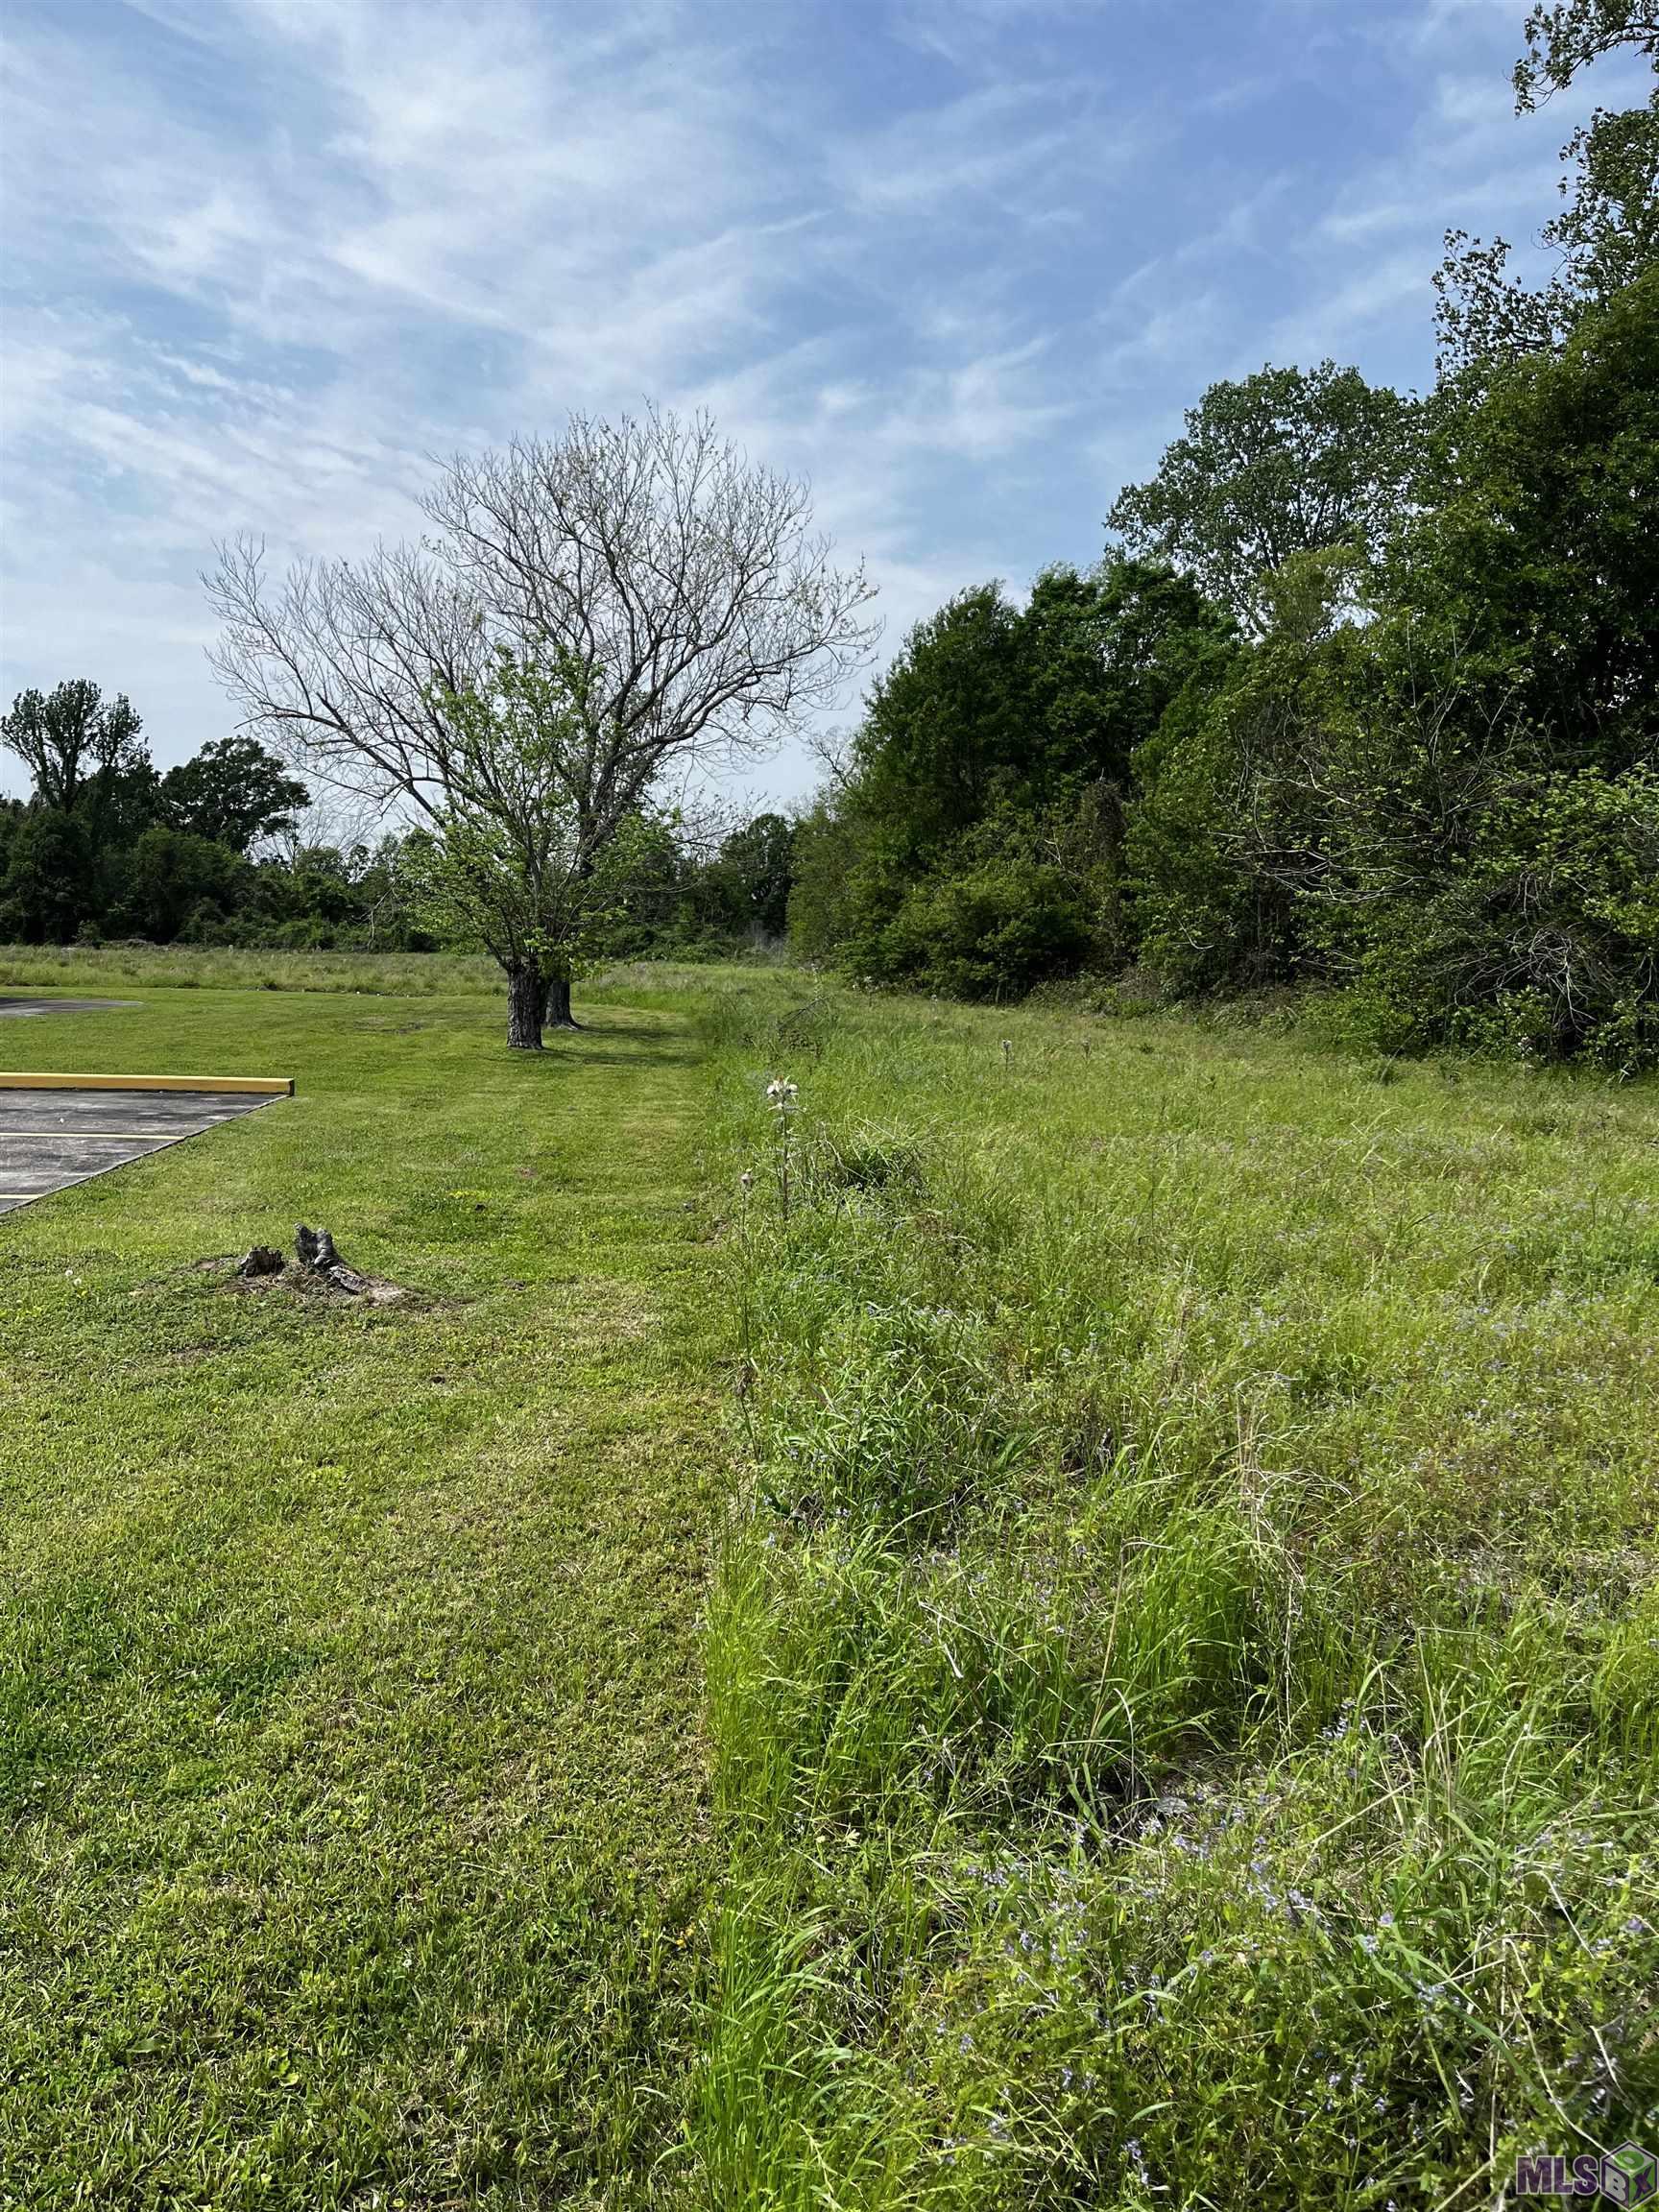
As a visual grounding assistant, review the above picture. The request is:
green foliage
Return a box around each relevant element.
[0,685,428,951]
[879,850,1094,1001]
[0,805,96,944]
[113,823,251,942]
[1348,767,1659,1070]
[1437,0,1657,375]
[1106,363,1415,631]
[851,582,1031,876]
[661,812,799,953]
[791,12,1656,1072]
[0,661,798,976]
[811,272,1657,1069]
[1515,0,1659,103]
[813,561,1230,994]
[405,652,591,991]
[783,798,859,965]
[157,734,310,854]
[1126,549,1361,993]
[0,679,146,810]
[1403,269,1658,781]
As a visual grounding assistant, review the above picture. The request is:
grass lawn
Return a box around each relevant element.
[0,979,722,2208]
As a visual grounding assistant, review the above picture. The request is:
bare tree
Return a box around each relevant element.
[205,407,878,1047]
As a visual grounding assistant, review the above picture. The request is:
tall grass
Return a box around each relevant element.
[0,942,501,997]
[0,943,757,1004]
[691,982,1659,2207]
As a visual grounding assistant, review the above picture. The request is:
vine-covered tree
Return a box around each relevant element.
[206,407,877,1046]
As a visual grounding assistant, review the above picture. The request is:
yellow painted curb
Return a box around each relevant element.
[0,1072,294,1096]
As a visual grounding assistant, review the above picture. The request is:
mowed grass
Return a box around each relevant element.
[0,979,724,2207]
[692,982,1659,2208]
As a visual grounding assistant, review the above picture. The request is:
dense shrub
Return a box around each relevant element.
[879,856,1094,1000]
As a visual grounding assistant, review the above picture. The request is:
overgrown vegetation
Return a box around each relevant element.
[693,974,1658,2206]
[790,9,1657,1070]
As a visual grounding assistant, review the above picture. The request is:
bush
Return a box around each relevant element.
[1343,768,1659,1071]
[878,858,1094,1001]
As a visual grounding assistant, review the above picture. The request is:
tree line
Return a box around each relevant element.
[789,0,1657,1070]
[0,677,803,965]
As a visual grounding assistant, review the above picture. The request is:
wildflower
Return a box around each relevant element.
[739,1169,754,1191]
[765,1077,799,1110]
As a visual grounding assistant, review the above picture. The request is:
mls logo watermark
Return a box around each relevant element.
[1514,2143,1658,2204]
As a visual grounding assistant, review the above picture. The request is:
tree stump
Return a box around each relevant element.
[296,1224,372,1295]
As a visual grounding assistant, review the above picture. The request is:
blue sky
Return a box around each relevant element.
[0,0,1631,805]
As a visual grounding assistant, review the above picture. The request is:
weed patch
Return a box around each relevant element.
[694,984,1659,2208]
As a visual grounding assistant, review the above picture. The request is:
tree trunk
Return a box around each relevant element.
[506,961,545,1050]
[543,969,578,1029]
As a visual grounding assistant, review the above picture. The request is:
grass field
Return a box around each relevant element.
[692,980,1659,2209]
[0,943,503,998]
[3,958,1656,2208]
[0,974,723,2207]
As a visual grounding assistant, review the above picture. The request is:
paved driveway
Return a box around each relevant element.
[0,1087,282,1214]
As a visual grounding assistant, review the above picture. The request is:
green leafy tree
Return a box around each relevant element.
[1130,275,1658,1061]
[709,812,797,942]
[1338,767,1659,1068]
[112,827,250,943]
[1107,365,1415,632]
[583,812,689,957]
[1514,0,1659,98]
[0,680,147,811]
[1127,549,1364,992]
[850,583,1030,878]
[159,736,309,855]
[785,798,862,965]
[395,654,599,1046]
[1400,266,1657,781]
[880,850,1094,1001]
[0,808,96,944]
[820,560,1233,985]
